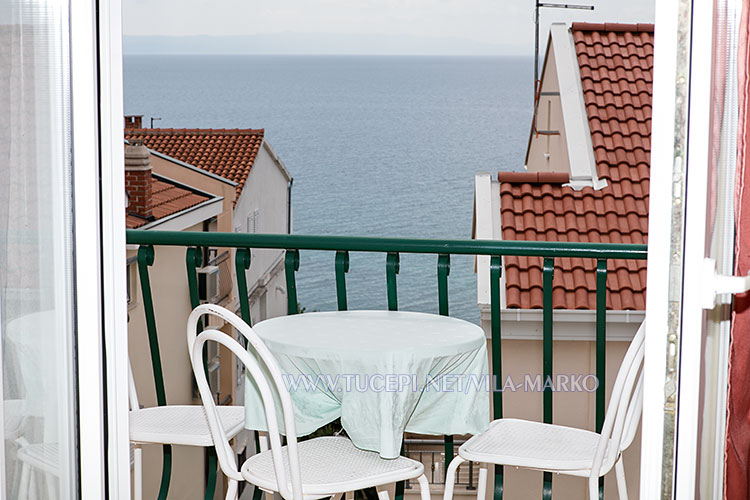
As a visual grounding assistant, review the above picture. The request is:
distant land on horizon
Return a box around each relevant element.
[123,32,528,56]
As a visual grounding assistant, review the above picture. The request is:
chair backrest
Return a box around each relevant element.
[127,360,140,412]
[590,320,646,478]
[188,304,303,500]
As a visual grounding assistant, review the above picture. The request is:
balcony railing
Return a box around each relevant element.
[125,229,647,500]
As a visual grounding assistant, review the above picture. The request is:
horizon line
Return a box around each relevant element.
[123,52,532,57]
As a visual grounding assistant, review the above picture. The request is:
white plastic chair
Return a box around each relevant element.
[188,304,432,500]
[129,321,246,500]
[11,359,246,500]
[443,321,645,500]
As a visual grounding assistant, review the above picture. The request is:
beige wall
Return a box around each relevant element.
[129,152,237,499]
[128,148,290,499]
[128,230,207,499]
[149,153,236,233]
[526,43,571,175]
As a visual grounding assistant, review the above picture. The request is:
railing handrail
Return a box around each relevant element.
[126,229,647,260]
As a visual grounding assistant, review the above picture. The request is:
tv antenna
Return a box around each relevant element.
[534,2,594,92]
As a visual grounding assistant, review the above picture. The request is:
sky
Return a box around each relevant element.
[123,0,655,55]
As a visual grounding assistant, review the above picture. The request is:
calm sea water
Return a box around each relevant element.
[124,55,532,322]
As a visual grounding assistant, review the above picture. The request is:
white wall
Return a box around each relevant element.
[232,140,291,323]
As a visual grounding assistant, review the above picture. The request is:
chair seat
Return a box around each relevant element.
[459,418,608,472]
[17,443,59,475]
[130,405,245,446]
[241,436,424,497]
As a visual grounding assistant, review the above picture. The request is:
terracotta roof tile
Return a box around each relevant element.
[500,23,652,310]
[124,128,265,204]
[126,176,210,229]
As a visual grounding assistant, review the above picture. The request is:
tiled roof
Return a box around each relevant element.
[500,22,653,310]
[124,128,264,202]
[126,176,211,229]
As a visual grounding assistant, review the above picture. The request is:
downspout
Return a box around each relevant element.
[287,178,293,234]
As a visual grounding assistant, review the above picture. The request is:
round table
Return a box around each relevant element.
[244,310,490,458]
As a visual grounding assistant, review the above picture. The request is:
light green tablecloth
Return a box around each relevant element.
[245,310,490,458]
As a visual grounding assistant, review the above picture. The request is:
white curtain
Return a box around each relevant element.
[0,1,77,498]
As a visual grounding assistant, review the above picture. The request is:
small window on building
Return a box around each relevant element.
[126,259,137,308]
[246,209,260,233]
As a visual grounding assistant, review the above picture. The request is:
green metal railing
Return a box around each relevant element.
[126,229,647,500]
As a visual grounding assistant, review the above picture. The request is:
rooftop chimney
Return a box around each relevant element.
[124,115,143,129]
[125,139,153,219]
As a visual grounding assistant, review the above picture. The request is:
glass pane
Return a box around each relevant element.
[0,1,78,498]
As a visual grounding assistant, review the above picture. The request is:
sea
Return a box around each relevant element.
[124,55,533,323]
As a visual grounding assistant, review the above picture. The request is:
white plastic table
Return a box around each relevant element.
[244,310,490,458]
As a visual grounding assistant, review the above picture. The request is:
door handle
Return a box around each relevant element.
[701,258,750,309]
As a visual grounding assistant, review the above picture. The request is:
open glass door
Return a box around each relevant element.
[1,0,128,498]
[0,2,80,497]
[642,0,741,498]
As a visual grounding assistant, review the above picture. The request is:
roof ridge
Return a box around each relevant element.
[571,22,655,33]
[497,172,571,184]
[125,128,265,136]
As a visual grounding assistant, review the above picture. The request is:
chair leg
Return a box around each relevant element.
[443,456,465,500]
[615,457,628,500]
[45,472,57,500]
[416,474,431,500]
[225,478,238,500]
[588,475,598,500]
[134,444,143,500]
[376,485,391,500]
[18,462,30,499]
[476,465,488,500]
[29,469,39,498]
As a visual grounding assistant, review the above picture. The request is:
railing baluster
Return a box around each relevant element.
[388,251,402,500]
[490,256,503,417]
[285,249,300,315]
[437,254,450,316]
[235,248,253,327]
[437,254,454,474]
[386,252,400,311]
[335,250,350,311]
[489,256,504,500]
[185,247,204,347]
[595,259,607,431]
[136,245,172,500]
[542,257,554,500]
[596,259,607,500]
[185,247,220,500]
[234,248,265,500]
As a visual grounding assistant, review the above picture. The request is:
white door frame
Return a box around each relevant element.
[643,0,739,497]
[640,0,691,497]
[70,0,130,497]
[97,0,131,496]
